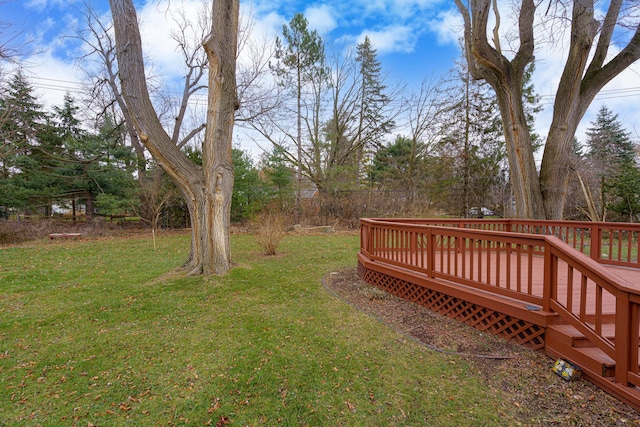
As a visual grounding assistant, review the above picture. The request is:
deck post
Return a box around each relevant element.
[615,292,632,386]
[410,228,417,262]
[631,302,640,385]
[427,226,434,278]
[542,239,553,312]
[360,221,367,255]
[592,224,601,263]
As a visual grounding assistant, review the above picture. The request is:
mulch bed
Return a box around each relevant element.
[324,267,640,426]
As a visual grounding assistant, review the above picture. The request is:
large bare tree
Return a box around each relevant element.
[455,0,640,219]
[109,0,239,275]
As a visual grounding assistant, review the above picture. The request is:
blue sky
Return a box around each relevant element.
[2,0,640,154]
[2,0,460,96]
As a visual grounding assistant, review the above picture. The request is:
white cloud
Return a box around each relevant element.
[137,0,209,79]
[305,4,338,34]
[245,10,284,37]
[25,0,80,11]
[389,0,445,18]
[427,9,463,46]
[359,25,419,54]
[21,51,84,109]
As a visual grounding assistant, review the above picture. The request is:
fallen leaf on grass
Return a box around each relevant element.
[208,398,221,413]
[346,400,356,413]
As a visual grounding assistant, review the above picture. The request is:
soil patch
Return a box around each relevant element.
[324,267,640,426]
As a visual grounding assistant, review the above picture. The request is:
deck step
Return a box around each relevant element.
[546,325,616,377]
[548,323,617,347]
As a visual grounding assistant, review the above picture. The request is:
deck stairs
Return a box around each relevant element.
[546,322,640,409]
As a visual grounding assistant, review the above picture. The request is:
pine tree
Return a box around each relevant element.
[354,36,394,184]
[439,55,505,217]
[585,105,640,221]
[261,146,293,205]
[272,13,326,224]
[35,93,137,220]
[0,71,49,214]
[522,62,543,151]
[370,136,421,187]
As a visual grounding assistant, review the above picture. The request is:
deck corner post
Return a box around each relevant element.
[615,293,632,386]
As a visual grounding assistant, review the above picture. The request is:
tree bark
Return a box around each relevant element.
[456,0,640,219]
[455,0,544,219]
[540,0,640,219]
[109,0,238,275]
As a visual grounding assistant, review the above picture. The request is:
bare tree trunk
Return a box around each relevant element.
[493,84,545,219]
[539,0,640,219]
[109,0,238,275]
[455,0,544,219]
[295,66,302,225]
[456,0,640,220]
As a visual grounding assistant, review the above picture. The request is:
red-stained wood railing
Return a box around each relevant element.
[360,218,640,390]
[544,235,637,386]
[364,218,640,268]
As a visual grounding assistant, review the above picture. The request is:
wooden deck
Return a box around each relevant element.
[358,218,640,411]
[436,250,640,315]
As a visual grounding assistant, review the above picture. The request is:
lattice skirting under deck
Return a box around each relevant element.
[357,262,545,351]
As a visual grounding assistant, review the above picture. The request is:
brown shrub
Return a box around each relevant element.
[252,209,289,256]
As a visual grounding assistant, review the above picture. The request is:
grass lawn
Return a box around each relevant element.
[1,232,513,426]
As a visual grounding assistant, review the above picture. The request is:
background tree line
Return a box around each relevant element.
[2,5,640,233]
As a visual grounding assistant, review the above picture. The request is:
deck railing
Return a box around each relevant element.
[360,218,640,389]
[363,218,640,268]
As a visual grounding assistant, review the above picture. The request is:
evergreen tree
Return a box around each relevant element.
[272,13,326,223]
[42,94,136,220]
[370,136,420,187]
[585,105,640,221]
[261,146,294,205]
[231,148,263,221]
[0,71,48,214]
[522,62,543,151]
[368,135,438,214]
[439,55,505,217]
[354,36,394,183]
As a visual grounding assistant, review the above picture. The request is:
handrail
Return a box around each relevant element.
[363,218,640,268]
[360,218,640,388]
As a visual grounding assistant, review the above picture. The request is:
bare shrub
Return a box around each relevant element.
[252,209,288,255]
